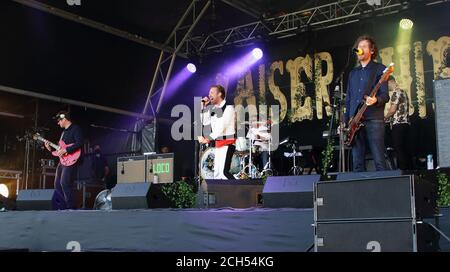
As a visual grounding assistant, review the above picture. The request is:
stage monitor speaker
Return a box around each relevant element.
[262,175,321,208]
[336,170,402,181]
[198,179,264,208]
[315,220,439,252]
[16,189,55,210]
[315,175,436,221]
[434,78,450,168]
[111,182,151,209]
[117,156,146,183]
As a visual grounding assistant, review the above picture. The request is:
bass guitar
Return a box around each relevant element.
[344,63,394,147]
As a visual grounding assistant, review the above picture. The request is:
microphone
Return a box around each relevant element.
[201,97,210,104]
[353,48,363,55]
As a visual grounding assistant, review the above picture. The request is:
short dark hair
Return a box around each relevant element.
[210,84,226,99]
[54,110,71,121]
[354,35,378,60]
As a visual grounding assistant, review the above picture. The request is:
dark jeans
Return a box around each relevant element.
[352,119,387,172]
[53,163,76,210]
[260,151,269,169]
[392,123,411,170]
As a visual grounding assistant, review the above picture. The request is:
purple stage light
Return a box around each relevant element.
[187,63,197,73]
[252,48,263,60]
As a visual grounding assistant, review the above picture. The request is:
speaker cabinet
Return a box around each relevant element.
[16,189,55,210]
[336,170,402,181]
[315,175,436,221]
[315,220,439,252]
[198,179,264,208]
[434,78,450,168]
[263,175,321,208]
[111,183,151,209]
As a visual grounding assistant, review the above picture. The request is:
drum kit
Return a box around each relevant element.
[199,120,275,179]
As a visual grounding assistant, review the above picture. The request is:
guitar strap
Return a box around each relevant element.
[363,65,379,97]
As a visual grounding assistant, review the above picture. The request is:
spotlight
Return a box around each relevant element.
[187,63,197,73]
[399,19,413,30]
[93,189,112,210]
[366,0,381,6]
[0,184,9,198]
[252,48,263,60]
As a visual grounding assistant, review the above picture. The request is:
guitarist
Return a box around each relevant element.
[344,36,389,172]
[45,111,83,209]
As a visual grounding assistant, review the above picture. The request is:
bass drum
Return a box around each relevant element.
[199,148,242,179]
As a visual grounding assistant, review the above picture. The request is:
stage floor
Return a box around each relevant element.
[0,208,449,252]
[0,208,314,252]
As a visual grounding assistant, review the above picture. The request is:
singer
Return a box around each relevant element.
[345,35,389,172]
[353,47,363,55]
[198,85,236,179]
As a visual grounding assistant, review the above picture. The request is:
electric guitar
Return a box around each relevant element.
[344,63,394,147]
[33,133,81,166]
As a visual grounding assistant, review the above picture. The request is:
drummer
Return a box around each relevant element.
[247,120,271,170]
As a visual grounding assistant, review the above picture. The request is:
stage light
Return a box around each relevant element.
[252,48,263,60]
[399,19,413,30]
[0,184,9,198]
[187,63,197,73]
[366,0,381,6]
[93,189,112,210]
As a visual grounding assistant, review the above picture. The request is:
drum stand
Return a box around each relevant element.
[246,137,261,179]
[235,137,260,179]
[261,132,275,177]
[288,143,303,175]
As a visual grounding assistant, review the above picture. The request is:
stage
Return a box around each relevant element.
[0,207,449,252]
[0,208,314,252]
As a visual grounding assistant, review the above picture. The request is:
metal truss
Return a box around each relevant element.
[184,0,449,55]
[142,0,211,116]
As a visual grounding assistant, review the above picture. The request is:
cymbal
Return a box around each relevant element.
[249,127,269,133]
[253,141,269,146]
[240,121,270,125]
[283,152,303,158]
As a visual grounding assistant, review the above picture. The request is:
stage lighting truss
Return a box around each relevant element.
[183,0,446,56]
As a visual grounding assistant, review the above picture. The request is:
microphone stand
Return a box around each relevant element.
[334,46,354,173]
[324,86,338,175]
[195,100,206,192]
[338,80,346,172]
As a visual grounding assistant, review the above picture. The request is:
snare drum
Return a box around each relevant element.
[235,137,249,152]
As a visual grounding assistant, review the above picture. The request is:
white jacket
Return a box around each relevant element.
[200,100,236,140]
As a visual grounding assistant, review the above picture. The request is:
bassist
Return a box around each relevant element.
[345,36,389,171]
[45,111,83,209]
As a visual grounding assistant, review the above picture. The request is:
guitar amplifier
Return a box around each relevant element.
[117,156,146,183]
[146,153,174,184]
[117,153,174,184]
